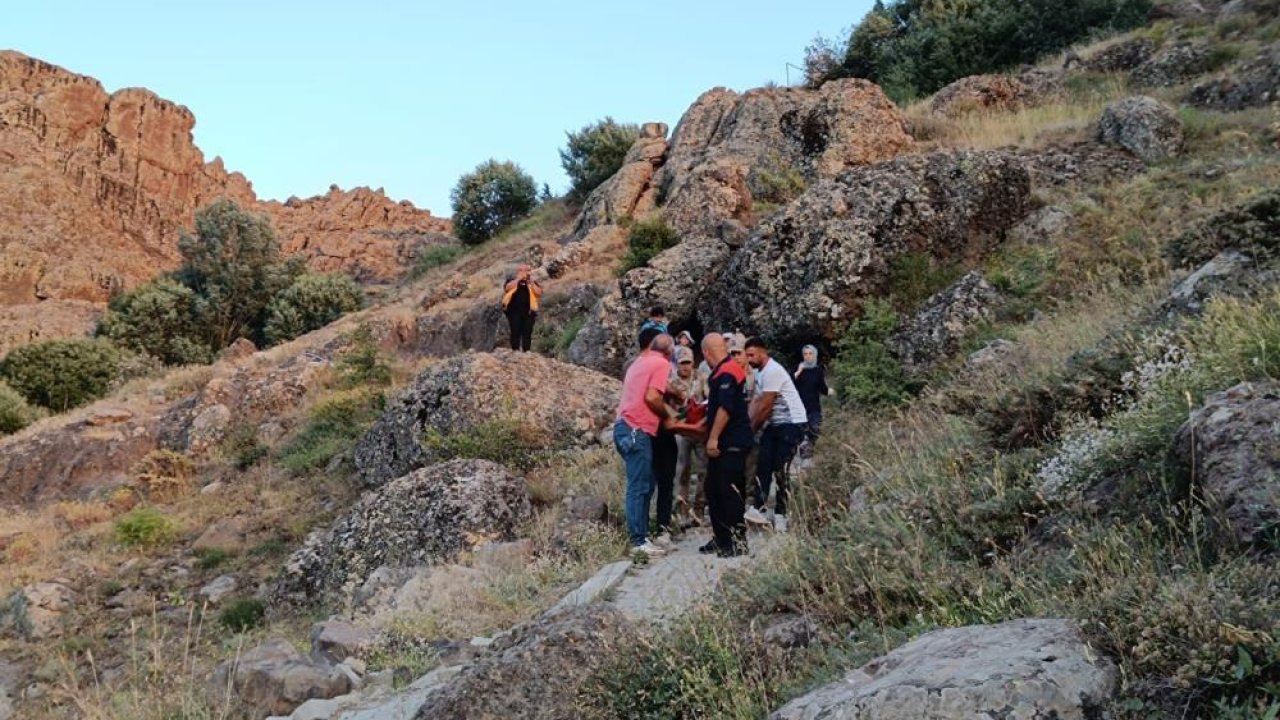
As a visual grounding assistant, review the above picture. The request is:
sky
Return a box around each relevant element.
[4,1,873,217]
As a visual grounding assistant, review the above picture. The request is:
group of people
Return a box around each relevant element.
[614,306,832,559]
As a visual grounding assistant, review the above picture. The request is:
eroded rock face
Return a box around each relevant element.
[1189,42,1280,111]
[0,301,102,357]
[274,459,532,604]
[412,606,635,720]
[1097,96,1184,163]
[887,273,1004,376]
[0,51,450,351]
[1173,382,1280,547]
[700,151,1032,346]
[566,124,669,244]
[771,619,1117,720]
[354,351,620,487]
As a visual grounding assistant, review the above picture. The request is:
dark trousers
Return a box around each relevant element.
[754,423,803,516]
[506,311,535,351]
[804,410,823,446]
[707,449,748,551]
[652,426,678,533]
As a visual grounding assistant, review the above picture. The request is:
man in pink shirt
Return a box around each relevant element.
[615,328,677,557]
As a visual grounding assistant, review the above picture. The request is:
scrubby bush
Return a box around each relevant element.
[450,160,539,244]
[410,244,466,278]
[218,598,265,632]
[114,507,177,548]
[277,387,386,473]
[618,216,679,275]
[812,0,1152,101]
[263,272,365,345]
[176,199,304,349]
[829,299,917,410]
[559,117,641,202]
[336,325,392,387]
[751,154,808,205]
[422,416,552,472]
[98,278,213,365]
[0,380,42,435]
[0,338,123,410]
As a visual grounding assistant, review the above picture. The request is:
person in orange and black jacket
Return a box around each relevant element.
[502,263,543,352]
[699,332,755,558]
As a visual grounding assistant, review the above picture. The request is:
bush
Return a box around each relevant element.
[263,272,364,345]
[815,0,1152,101]
[0,338,123,410]
[410,244,466,279]
[450,160,539,245]
[887,252,962,310]
[336,325,392,387]
[0,380,42,436]
[218,598,265,633]
[829,299,917,410]
[220,423,268,471]
[98,278,213,365]
[422,416,552,472]
[751,154,808,205]
[618,217,679,275]
[114,507,177,548]
[277,387,386,473]
[560,117,642,202]
[175,199,304,349]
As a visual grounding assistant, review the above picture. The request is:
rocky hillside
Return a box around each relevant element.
[0,51,451,354]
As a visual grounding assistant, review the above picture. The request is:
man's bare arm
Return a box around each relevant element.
[752,391,777,432]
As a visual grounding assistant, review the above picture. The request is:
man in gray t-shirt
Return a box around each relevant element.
[743,337,807,532]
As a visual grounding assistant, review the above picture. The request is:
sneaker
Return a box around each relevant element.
[744,506,770,526]
[698,540,719,555]
[633,541,667,558]
[654,532,676,549]
[774,514,789,534]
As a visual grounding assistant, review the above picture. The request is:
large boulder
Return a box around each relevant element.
[275,459,532,603]
[700,151,1032,346]
[1189,42,1280,111]
[1173,382,1280,547]
[1131,42,1214,88]
[930,71,1062,117]
[566,123,669,244]
[1084,38,1158,73]
[0,582,73,640]
[413,605,635,720]
[887,273,1003,376]
[208,638,353,718]
[771,619,1117,720]
[1097,96,1184,163]
[354,351,620,487]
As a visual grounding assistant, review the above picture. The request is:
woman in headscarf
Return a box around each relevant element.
[793,344,831,457]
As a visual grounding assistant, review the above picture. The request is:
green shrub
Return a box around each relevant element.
[422,416,552,472]
[410,244,466,278]
[1166,191,1280,267]
[1,338,123,411]
[752,154,807,205]
[887,252,962,311]
[263,272,365,346]
[336,326,392,387]
[0,380,43,435]
[194,547,235,570]
[450,159,539,245]
[560,117,642,203]
[618,217,679,275]
[114,507,177,548]
[829,299,917,410]
[220,422,268,471]
[218,598,265,632]
[277,387,385,473]
[98,278,213,365]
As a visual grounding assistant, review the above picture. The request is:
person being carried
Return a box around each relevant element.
[699,332,755,557]
[668,346,708,528]
[501,264,543,352]
[744,337,808,534]
[793,344,833,458]
[638,306,669,335]
[613,329,699,558]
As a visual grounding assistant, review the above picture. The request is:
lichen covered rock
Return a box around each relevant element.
[1097,96,1184,163]
[887,273,1004,376]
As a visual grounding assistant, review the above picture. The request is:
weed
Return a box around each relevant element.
[410,244,466,279]
[618,216,679,275]
[220,422,267,471]
[194,547,235,570]
[277,386,385,473]
[337,325,393,387]
[422,415,553,472]
[217,598,265,633]
[829,299,918,410]
[114,507,178,548]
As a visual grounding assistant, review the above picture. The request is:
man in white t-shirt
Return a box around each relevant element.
[743,337,807,533]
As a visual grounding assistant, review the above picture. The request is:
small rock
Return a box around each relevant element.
[472,539,533,572]
[85,405,133,426]
[1,582,73,640]
[209,638,353,718]
[200,481,225,495]
[564,495,609,522]
[105,588,151,611]
[761,614,816,650]
[219,337,258,362]
[1097,96,1184,163]
[469,636,495,648]
[309,620,377,664]
[192,518,248,554]
[199,576,237,605]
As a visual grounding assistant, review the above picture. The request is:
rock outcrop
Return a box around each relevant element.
[565,123,669,244]
[1085,38,1158,73]
[354,351,620,487]
[1131,42,1214,87]
[1189,42,1280,111]
[771,619,1117,720]
[275,459,532,603]
[413,606,635,720]
[0,582,73,640]
[0,51,449,352]
[1097,96,1184,163]
[1173,382,1280,547]
[930,71,1062,117]
[887,273,1004,376]
[209,638,354,718]
[700,151,1032,347]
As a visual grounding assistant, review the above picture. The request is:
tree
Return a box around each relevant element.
[0,381,42,436]
[175,199,303,348]
[0,338,123,411]
[450,160,539,245]
[98,278,213,365]
[263,273,365,345]
[559,118,641,202]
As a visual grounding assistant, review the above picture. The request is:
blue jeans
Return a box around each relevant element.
[615,419,655,547]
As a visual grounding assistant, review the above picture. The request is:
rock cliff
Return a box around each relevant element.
[0,51,450,355]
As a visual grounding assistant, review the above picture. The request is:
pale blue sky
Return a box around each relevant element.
[5,1,872,216]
